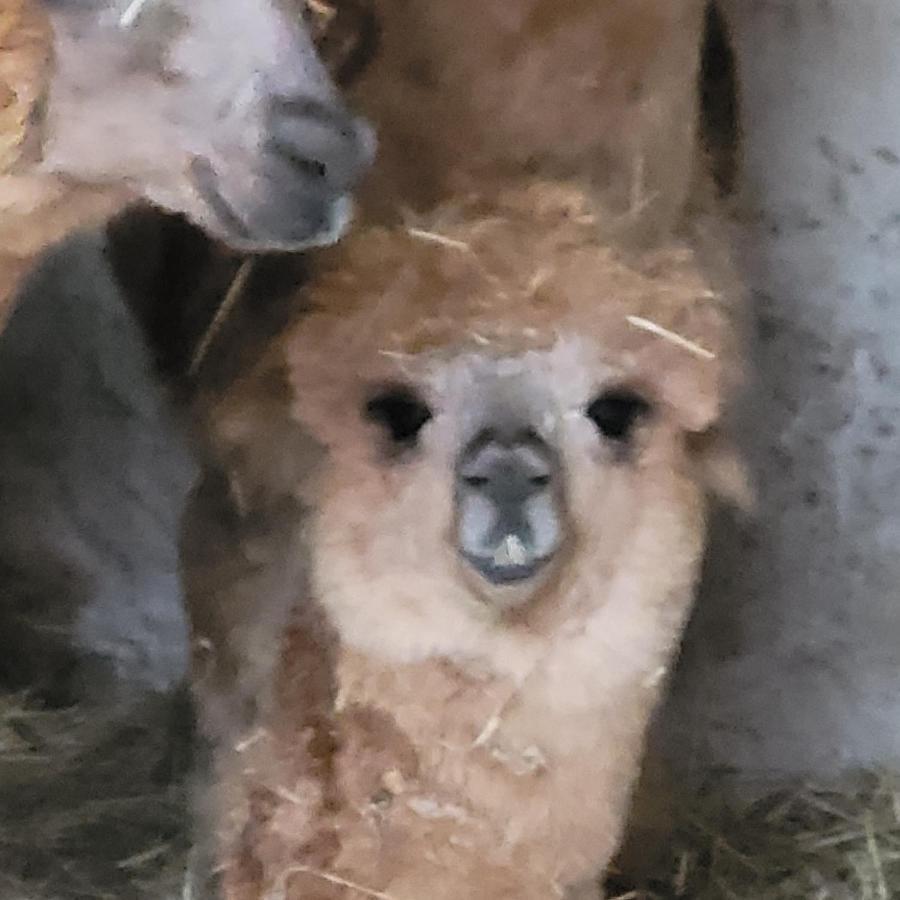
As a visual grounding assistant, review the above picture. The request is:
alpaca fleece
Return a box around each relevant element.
[350,0,707,233]
[200,181,743,899]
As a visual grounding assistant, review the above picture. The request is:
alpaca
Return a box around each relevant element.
[0,0,375,322]
[187,180,746,899]
[163,2,746,893]
[174,0,739,756]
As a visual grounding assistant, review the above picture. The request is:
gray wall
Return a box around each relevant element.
[667,0,900,779]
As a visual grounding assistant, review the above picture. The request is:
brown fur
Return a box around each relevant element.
[349,0,707,231]
[0,0,46,173]
[184,366,323,746]
[196,181,742,898]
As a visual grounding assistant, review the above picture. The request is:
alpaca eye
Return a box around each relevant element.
[585,389,652,442]
[365,385,433,446]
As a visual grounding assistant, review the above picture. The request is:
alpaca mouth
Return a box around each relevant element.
[188,155,254,244]
[187,155,352,252]
[461,552,552,586]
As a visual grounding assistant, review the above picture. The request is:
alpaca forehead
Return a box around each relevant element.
[48,0,312,74]
[46,0,176,32]
[420,334,620,407]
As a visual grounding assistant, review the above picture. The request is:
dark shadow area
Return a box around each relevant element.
[699,0,741,197]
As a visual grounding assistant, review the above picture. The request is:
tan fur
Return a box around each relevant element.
[182,2,744,893]
[0,1,126,323]
[0,0,46,172]
[350,0,706,232]
[200,182,741,898]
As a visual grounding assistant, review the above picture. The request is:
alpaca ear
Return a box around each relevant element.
[649,365,753,513]
[633,317,736,436]
[687,427,755,514]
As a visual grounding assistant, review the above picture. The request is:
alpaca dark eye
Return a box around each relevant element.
[365,386,433,446]
[585,389,652,442]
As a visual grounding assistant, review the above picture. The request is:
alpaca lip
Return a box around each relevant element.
[461,553,545,586]
[188,155,254,243]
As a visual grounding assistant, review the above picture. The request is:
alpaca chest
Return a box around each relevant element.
[320,648,645,893]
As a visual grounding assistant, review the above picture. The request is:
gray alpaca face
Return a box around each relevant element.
[38,0,375,250]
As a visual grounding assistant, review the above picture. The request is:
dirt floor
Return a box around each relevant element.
[2,691,899,900]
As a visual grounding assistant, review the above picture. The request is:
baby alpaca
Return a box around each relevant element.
[198,181,744,899]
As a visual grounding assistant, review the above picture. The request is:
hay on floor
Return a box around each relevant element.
[609,771,900,900]
[0,691,189,899]
[1,687,899,899]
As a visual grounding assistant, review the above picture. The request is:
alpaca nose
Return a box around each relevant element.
[200,96,375,249]
[267,95,376,195]
[456,431,563,586]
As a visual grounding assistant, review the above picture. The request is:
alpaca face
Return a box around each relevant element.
[280,185,736,661]
[356,344,665,618]
[37,0,375,249]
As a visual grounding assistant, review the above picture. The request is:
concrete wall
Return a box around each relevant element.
[666,0,900,779]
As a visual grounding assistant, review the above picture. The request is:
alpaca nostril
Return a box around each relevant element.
[267,95,375,192]
[459,464,552,503]
[289,156,328,181]
[457,434,557,505]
